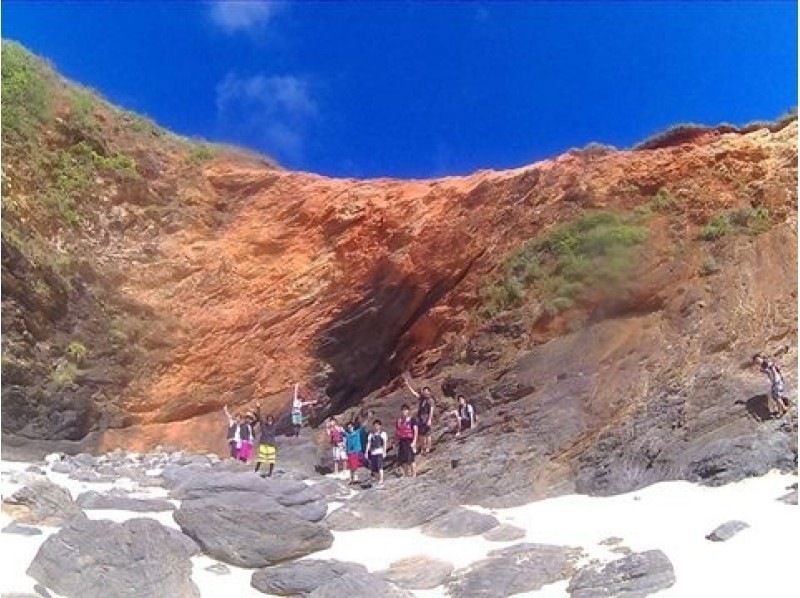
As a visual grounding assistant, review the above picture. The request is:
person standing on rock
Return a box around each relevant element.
[753,354,791,417]
[344,421,365,484]
[327,417,347,475]
[291,383,317,436]
[253,402,278,476]
[238,413,255,463]
[365,419,388,484]
[223,405,241,459]
[404,374,435,455]
[395,404,419,477]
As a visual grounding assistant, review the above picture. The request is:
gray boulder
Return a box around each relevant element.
[309,572,411,597]
[174,494,333,567]
[251,559,368,595]
[421,507,499,538]
[706,520,749,542]
[2,521,43,536]
[2,480,81,526]
[170,471,306,499]
[68,468,116,483]
[382,555,454,590]
[568,549,676,598]
[326,478,455,530]
[76,490,175,512]
[483,523,526,542]
[449,543,582,598]
[27,516,199,598]
[777,483,798,505]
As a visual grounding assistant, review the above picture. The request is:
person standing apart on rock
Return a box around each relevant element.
[365,419,388,484]
[753,354,791,417]
[344,421,365,484]
[395,404,419,477]
[451,395,476,437]
[404,374,435,455]
[238,413,255,463]
[328,417,347,475]
[223,405,241,459]
[253,402,278,476]
[291,383,317,437]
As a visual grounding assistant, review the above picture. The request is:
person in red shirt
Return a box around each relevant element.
[395,404,418,478]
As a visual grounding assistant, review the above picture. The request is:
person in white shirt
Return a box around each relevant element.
[364,419,388,484]
[451,394,476,437]
[290,383,317,436]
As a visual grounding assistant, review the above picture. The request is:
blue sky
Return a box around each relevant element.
[2,1,797,178]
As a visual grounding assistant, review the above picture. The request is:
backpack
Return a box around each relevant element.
[396,417,415,440]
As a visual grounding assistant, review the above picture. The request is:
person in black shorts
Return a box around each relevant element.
[404,373,435,454]
[394,404,418,477]
[365,419,388,484]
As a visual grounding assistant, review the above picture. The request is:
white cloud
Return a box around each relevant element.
[210,1,280,35]
[216,73,318,163]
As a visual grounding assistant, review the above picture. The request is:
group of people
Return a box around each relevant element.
[223,354,791,483]
[222,375,479,483]
[224,384,316,477]
[323,374,478,485]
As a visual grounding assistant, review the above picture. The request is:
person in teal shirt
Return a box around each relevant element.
[344,422,364,484]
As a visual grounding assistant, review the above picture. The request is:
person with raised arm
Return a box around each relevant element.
[291,383,317,437]
[404,373,435,455]
[252,400,278,477]
[223,405,240,459]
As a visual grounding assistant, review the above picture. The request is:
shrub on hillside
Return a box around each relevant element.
[480,211,648,318]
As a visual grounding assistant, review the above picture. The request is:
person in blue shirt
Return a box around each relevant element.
[344,421,365,484]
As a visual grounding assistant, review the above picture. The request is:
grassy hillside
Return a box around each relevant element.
[0,41,271,441]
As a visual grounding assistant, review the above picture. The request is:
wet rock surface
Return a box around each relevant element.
[251,559,369,595]
[420,507,499,538]
[307,571,412,598]
[706,520,750,542]
[326,478,455,530]
[27,516,199,598]
[1,480,82,526]
[448,543,582,597]
[483,523,526,541]
[2,521,43,536]
[174,493,333,567]
[381,555,455,590]
[568,549,676,598]
[75,490,175,512]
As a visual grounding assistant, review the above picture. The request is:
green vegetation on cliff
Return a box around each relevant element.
[481,211,648,318]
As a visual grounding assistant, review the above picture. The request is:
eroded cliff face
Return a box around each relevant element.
[2,44,797,495]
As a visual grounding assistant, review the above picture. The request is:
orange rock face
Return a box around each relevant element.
[90,121,796,453]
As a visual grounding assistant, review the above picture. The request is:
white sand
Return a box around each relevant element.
[1,457,796,597]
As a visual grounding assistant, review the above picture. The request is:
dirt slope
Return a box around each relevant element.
[2,43,796,495]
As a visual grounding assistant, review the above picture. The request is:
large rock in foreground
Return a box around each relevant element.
[27,516,199,598]
[449,543,582,597]
[251,559,368,595]
[568,549,676,598]
[1,480,81,526]
[174,494,333,567]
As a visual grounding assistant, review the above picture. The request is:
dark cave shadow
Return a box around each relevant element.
[737,393,773,422]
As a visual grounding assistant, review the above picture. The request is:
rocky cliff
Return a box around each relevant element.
[2,42,796,497]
